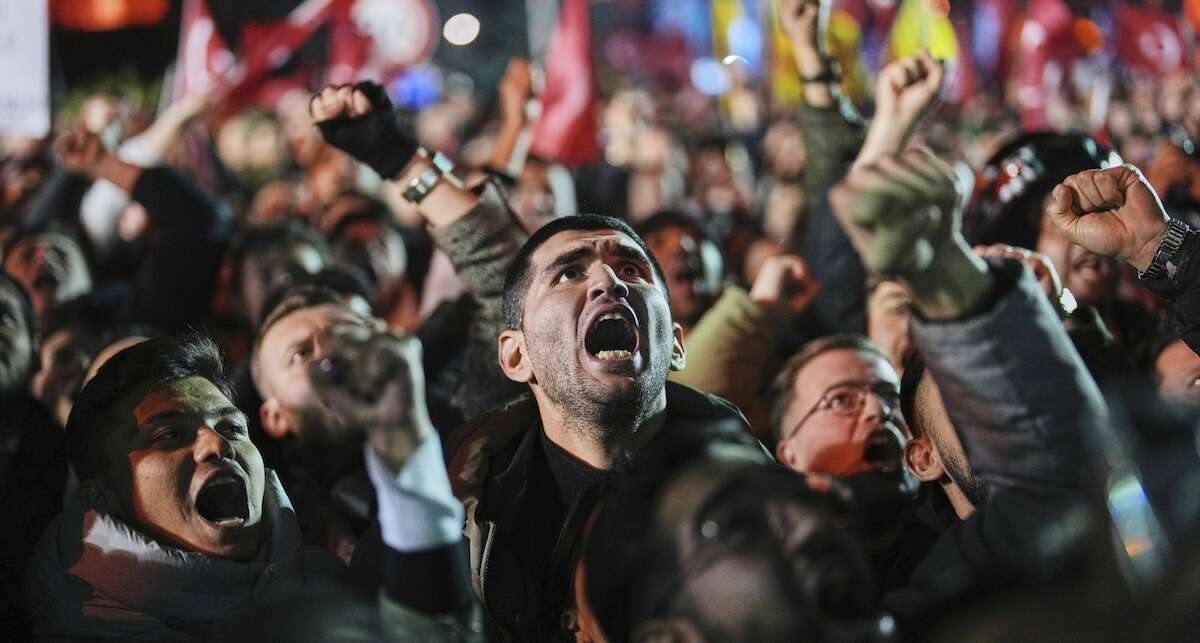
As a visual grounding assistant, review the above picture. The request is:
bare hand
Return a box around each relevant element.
[54,129,107,177]
[498,58,534,123]
[749,254,820,315]
[779,0,829,62]
[855,52,944,170]
[1044,165,1170,272]
[309,324,434,471]
[974,244,1062,304]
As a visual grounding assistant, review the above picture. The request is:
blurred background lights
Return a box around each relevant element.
[690,57,730,95]
[443,13,480,46]
[722,55,748,66]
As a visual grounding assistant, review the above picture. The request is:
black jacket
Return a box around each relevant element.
[445,381,761,642]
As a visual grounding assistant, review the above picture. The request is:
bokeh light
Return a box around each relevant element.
[443,13,480,46]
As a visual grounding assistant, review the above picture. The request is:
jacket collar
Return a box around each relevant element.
[28,469,303,638]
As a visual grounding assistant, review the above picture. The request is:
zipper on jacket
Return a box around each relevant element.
[479,520,497,615]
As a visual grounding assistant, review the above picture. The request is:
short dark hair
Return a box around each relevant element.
[65,334,233,481]
[634,209,717,247]
[501,214,667,330]
[899,351,927,438]
[768,335,891,445]
[227,220,330,293]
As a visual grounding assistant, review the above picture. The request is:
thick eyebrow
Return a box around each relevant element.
[541,246,596,281]
[610,244,653,269]
[139,406,247,429]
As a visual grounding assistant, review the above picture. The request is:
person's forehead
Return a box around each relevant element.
[794,348,896,395]
[129,376,236,428]
[265,304,362,348]
[529,229,646,267]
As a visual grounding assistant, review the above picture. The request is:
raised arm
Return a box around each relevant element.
[308,326,480,639]
[56,129,232,331]
[1045,164,1200,356]
[310,83,528,419]
[829,148,1107,494]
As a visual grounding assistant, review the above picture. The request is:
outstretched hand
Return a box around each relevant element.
[309,323,434,471]
[309,81,417,179]
[1044,165,1170,272]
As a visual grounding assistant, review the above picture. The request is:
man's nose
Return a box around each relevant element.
[589,264,630,301]
[859,392,893,430]
[194,425,234,463]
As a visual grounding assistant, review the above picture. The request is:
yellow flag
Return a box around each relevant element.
[890,0,958,61]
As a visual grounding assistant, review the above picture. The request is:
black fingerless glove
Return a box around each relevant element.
[316,81,418,179]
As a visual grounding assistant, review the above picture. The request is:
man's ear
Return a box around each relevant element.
[259,398,291,440]
[631,618,706,643]
[498,330,534,384]
[903,435,944,482]
[669,322,686,372]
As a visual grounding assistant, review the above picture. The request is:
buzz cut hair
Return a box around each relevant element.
[501,214,668,330]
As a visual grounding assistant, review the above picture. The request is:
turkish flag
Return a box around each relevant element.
[530,0,602,168]
[1010,0,1077,129]
[173,0,236,101]
[1115,2,1187,77]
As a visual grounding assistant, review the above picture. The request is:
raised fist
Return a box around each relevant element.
[1044,164,1170,273]
[309,81,417,179]
[779,0,830,61]
[875,52,944,131]
[54,129,107,177]
[855,52,945,170]
[309,323,434,470]
[830,147,963,278]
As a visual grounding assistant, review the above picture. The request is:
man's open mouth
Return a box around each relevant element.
[195,473,250,528]
[33,270,60,291]
[862,430,902,468]
[584,311,639,361]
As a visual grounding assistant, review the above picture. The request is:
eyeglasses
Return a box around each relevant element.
[782,382,902,445]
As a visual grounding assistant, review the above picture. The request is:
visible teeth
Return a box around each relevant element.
[213,517,245,527]
[600,312,626,323]
[208,475,237,487]
[596,349,632,360]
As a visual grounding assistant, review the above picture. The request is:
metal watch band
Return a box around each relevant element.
[1140,218,1189,281]
[402,168,441,204]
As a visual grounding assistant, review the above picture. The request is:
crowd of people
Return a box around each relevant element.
[4,0,1200,640]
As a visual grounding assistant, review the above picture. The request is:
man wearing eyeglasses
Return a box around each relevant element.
[769,334,905,478]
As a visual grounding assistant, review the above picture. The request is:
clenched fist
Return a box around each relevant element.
[309,81,418,179]
[55,129,108,177]
[831,148,991,319]
[1044,164,1171,273]
[309,323,434,471]
[855,52,945,170]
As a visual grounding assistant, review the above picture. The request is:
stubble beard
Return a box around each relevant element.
[527,325,670,448]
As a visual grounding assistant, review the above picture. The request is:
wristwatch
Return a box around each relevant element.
[799,57,842,84]
[1140,217,1190,280]
[401,149,457,204]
